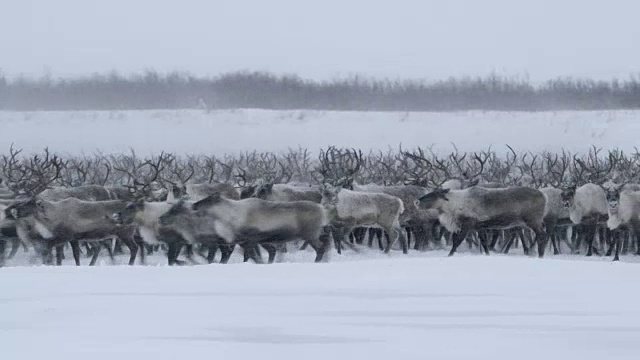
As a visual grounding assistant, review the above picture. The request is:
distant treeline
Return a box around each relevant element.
[1,70,640,111]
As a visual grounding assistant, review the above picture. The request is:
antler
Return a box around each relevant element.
[401,146,433,187]
[464,151,489,180]
[518,152,542,188]
[22,148,65,195]
[1,144,31,194]
[113,151,174,195]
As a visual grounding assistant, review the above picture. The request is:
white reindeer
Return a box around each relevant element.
[560,183,608,256]
[320,184,408,254]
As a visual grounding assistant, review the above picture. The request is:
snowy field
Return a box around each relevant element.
[2,247,640,360]
[0,109,638,156]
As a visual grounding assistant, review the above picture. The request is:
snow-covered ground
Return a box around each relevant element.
[0,109,637,156]
[2,247,640,360]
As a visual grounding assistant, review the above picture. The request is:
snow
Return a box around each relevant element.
[0,109,637,156]
[2,247,640,360]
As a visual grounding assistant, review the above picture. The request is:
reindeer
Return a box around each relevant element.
[312,147,407,254]
[149,192,332,263]
[321,183,408,254]
[111,198,239,265]
[353,182,434,250]
[560,184,608,256]
[7,197,138,266]
[559,152,615,255]
[603,183,640,261]
[417,186,548,257]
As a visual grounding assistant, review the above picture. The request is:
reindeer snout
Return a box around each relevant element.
[111,212,123,225]
[561,200,570,208]
[413,200,420,209]
[10,208,19,219]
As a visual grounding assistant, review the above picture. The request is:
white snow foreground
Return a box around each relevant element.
[2,254,640,360]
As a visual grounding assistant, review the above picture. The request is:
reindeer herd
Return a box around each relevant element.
[1,144,639,267]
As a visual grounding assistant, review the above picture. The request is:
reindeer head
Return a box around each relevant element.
[5,197,39,219]
[603,183,625,212]
[112,198,145,226]
[416,188,450,212]
[560,185,577,208]
[318,183,340,205]
[252,181,274,200]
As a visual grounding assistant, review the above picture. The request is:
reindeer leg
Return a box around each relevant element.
[69,240,81,266]
[610,230,620,261]
[121,236,138,266]
[103,239,116,261]
[448,230,469,257]
[574,225,584,254]
[585,225,596,256]
[500,231,515,254]
[613,230,621,261]
[0,239,5,267]
[411,226,423,251]
[167,242,178,265]
[311,227,332,263]
[55,243,64,266]
[135,238,146,265]
[530,224,548,258]
[8,238,21,259]
[478,231,490,255]
[399,228,408,254]
[367,228,374,248]
[89,243,102,266]
[173,243,188,266]
[355,227,366,245]
[634,229,640,256]
[550,231,560,255]
[206,241,219,264]
[606,230,616,257]
[219,243,234,264]
[114,239,124,255]
[261,243,277,264]
[330,227,343,255]
[183,244,200,265]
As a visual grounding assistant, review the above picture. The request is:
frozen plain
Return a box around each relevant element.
[2,109,640,359]
[2,247,640,360]
[0,108,638,156]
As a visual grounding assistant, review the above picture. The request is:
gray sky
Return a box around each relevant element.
[2,0,639,82]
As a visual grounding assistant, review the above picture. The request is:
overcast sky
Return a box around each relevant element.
[2,0,639,82]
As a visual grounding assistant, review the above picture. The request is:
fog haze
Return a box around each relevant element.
[2,0,639,81]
